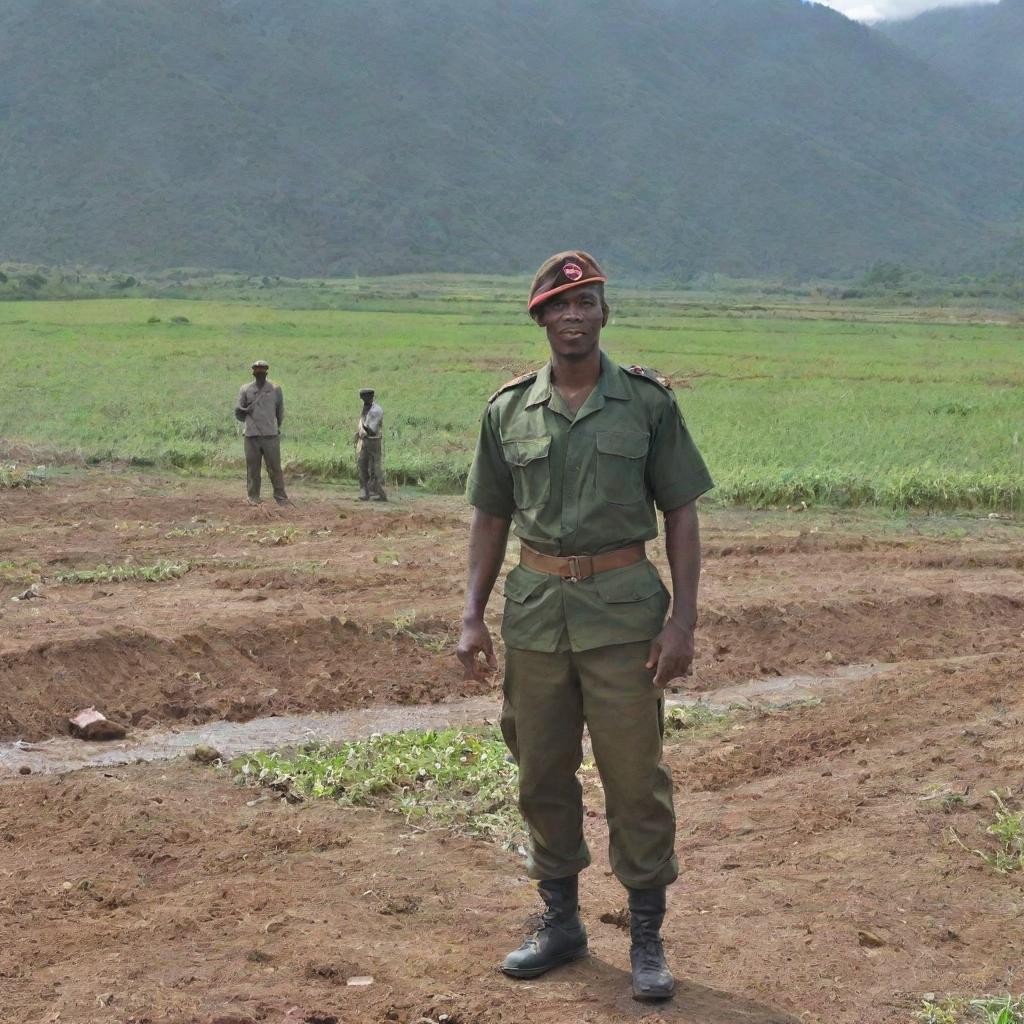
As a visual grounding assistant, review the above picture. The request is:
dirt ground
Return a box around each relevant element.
[1,470,1023,1023]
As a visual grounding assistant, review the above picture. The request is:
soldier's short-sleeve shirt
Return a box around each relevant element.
[466,351,713,653]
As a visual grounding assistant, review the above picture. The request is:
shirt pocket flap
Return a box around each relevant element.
[503,567,548,604]
[596,430,648,459]
[503,436,552,467]
[595,565,664,603]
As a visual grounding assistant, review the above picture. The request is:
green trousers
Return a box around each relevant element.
[500,641,678,890]
[244,435,288,502]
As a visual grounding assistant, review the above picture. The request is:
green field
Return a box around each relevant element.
[1,280,1021,512]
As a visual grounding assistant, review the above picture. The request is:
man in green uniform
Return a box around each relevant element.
[234,359,289,505]
[354,387,387,501]
[456,251,712,1001]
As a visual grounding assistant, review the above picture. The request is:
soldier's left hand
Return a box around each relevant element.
[456,619,497,682]
[646,619,695,688]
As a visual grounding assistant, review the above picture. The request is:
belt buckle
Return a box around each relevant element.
[567,555,581,583]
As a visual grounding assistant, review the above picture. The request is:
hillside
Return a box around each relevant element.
[0,0,1021,278]
[881,0,1024,120]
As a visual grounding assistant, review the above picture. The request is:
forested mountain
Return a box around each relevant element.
[0,0,1021,278]
[881,0,1024,120]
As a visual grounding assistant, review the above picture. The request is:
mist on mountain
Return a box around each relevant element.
[881,0,1024,120]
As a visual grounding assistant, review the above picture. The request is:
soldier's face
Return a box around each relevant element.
[537,285,607,361]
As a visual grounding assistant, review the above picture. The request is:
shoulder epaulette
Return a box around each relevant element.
[624,365,673,391]
[488,368,540,403]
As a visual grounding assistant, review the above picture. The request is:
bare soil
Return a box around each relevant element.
[1,470,1023,1023]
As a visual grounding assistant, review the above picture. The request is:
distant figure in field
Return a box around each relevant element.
[354,387,387,501]
[234,359,290,506]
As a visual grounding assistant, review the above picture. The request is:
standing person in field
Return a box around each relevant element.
[354,387,387,501]
[234,359,290,506]
[456,251,712,1002]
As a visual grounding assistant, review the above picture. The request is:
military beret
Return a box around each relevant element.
[528,251,607,313]
[251,359,270,370]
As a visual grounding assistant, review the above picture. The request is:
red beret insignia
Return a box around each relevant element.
[527,251,608,312]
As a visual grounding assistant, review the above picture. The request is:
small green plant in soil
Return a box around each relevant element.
[951,790,1024,874]
[918,783,969,814]
[237,727,524,849]
[915,996,1024,1024]
[55,560,192,584]
[389,609,452,653]
[247,526,298,546]
[664,704,731,738]
[0,463,46,488]
[942,792,969,813]
[0,560,41,584]
[975,791,1024,873]
[915,999,962,1024]
[970,997,1024,1024]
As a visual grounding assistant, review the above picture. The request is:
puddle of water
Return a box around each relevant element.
[0,697,502,778]
[674,662,894,709]
[0,659,943,778]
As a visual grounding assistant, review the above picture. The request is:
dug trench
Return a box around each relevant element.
[0,615,483,744]
[2,587,1023,743]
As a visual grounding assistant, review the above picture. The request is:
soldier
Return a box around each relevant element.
[355,387,387,501]
[456,252,713,1001]
[234,359,290,505]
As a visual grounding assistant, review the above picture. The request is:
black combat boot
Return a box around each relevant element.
[500,875,588,978]
[627,885,675,1001]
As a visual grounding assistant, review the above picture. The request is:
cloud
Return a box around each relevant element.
[815,0,999,22]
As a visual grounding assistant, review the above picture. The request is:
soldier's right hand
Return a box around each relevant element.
[456,619,497,681]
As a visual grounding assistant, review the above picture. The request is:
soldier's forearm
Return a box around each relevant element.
[663,500,701,628]
[463,508,511,623]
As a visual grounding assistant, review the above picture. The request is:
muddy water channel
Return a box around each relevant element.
[0,663,903,778]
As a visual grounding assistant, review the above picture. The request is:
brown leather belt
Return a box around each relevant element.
[520,542,646,583]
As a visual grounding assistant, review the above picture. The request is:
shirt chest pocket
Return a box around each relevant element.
[503,436,552,509]
[596,430,649,505]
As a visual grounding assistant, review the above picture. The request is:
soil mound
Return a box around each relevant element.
[0,614,483,742]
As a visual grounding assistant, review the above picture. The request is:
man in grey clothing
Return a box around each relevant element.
[355,387,387,501]
[235,359,289,505]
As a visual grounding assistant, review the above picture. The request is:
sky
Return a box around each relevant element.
[816,0,998,22]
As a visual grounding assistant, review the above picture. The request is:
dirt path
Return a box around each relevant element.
[1,470,1023,1023]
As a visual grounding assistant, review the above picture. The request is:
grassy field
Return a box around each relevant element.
[1,279,1021,511]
